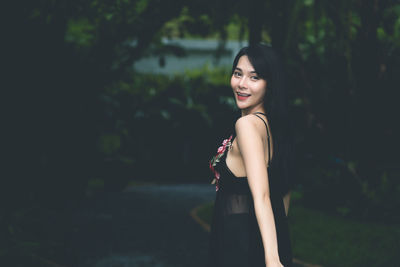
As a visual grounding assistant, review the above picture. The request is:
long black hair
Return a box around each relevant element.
[232,43,295,196]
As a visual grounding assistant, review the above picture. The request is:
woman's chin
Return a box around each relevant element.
[236,102,248,110]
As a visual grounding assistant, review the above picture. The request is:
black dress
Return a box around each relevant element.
[208,112,293,267]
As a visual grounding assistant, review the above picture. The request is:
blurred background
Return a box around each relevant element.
[2,0,400,266]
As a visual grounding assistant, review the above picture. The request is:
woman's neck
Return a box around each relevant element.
[241,107,266,117]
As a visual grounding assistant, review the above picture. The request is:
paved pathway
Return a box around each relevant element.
[67,183,216,267]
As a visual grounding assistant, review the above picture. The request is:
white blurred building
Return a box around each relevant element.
[133,38,248,75]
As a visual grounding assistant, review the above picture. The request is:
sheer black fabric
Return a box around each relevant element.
[208,113,293,267]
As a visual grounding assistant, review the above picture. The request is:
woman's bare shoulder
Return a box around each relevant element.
[235,114,265,136]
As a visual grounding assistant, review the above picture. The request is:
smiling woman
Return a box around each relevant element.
[208,44,295,267]
[231,56,267,113]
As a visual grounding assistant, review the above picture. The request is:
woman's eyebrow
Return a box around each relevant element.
[234,67,257,74]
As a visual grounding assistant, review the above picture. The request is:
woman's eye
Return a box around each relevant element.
[251,76,259,80]
[233,71,242,77]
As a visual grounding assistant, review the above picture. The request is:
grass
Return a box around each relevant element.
[197,196,399,267]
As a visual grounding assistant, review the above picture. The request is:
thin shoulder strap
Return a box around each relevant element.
[252,112,272,166]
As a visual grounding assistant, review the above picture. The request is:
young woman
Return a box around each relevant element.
[208,44,294,267]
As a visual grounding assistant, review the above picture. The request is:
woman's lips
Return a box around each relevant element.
[237,92,250,101]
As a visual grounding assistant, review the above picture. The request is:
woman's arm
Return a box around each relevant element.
[235,116,283,266]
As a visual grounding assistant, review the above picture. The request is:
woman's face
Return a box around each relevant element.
[231,55,267,114]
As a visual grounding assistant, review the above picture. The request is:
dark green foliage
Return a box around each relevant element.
[98,67,235,182]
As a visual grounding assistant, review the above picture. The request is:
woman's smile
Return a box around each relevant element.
[236,91,251,101]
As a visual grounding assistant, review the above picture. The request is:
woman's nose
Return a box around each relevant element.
[239,77,247,88]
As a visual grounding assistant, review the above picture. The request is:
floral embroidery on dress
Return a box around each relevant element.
[209,135,233,191]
